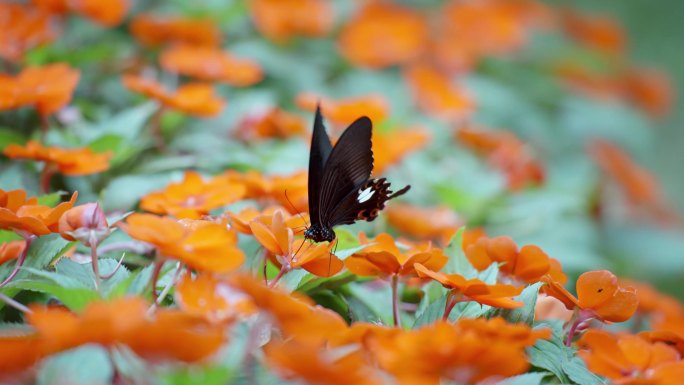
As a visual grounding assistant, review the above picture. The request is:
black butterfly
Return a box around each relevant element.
[303,106,410,243]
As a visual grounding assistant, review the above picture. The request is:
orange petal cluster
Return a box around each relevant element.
[0,241,27,265]
[0,63,79,116]
[160,46,263,87]
[140,171,246,219]
[4,140,112,176]
[228,206,308,235]
[544,270,638,323]
[58,202,109,245]
[296,93,389,127]
[560,9,626,57]
[464,235,566,284]
[251,210,343,277]
[221,170,309,214]
[588,139,675,223]
[0,189,77,238]
[415,263,524,309]
[385,204,460,246]
[175,273,256,322]
[372,127,430,174]
[121,214,244,273]
[33,0,130,27]
[129,13,221,47]
[404,64,475,121]
[338,2,428,69]
[0,3,58,63]
[578,329,684,384]
[122,75,225,117]
[235,107,307,141]
[0,297,226,374]
[346,233,447,278]
[368,319,547,384]
[456,125,545,191]
[248,0,333,41]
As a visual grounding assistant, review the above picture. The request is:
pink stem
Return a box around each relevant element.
[269,265,288,288]
[39,164,56,194]
[391,274,401,327]
[443,292,459,320]
[89,241,101,292]
[0,292,32,314]
[0,236,35,289]
[98,252,126,280]
[150,259,165,304]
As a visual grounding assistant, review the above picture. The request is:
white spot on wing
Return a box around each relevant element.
[357,186,374,203]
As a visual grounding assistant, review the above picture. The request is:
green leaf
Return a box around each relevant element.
[413,294,446,328]
[528,339,572,383]
[6,273,98,311]
[443,227,478,277]
[347,282,393,325]
[562,357,606,385]
[36,192,64,207]
[37,345,113,385]
[161,366,234,385]
[0,128,26,151]
[346,295,382,323]
[0,234,72,285]
[125,263,155,296]
[296,271,357,294]
[0,230,23,243]
[487,282,542,325]
[101,173,177,212]
[55,258,130,297]
[498,372,548,385]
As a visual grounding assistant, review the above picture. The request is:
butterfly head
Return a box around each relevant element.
[304,224,336,243]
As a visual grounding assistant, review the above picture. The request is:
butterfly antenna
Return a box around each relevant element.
[284,189,310,228]
[291,238,307,264]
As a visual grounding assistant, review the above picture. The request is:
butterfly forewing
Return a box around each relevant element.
[316,116,373,227]
[308,106,334,226]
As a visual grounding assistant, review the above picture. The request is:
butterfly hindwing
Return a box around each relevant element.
[317,116,373,227]
[329,178,411,226]
[308,106,334,226]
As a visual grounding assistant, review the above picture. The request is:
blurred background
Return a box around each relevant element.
[1,0,683,296]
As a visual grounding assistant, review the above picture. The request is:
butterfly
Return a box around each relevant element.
[303,105,410,243]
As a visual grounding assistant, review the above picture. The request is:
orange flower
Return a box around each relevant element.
[4,140,112,176]
[560,9,626,56]
[250,210,343,277]
[338,2,428,69]
[456,125,545,190]
[140,171,246,219]
[385,204,460,246]
[535,294,574,323]
[0,189,77,238]
[588,139,675,223]
[464,235,565,284]
[230,274,348,346]
[235,107,307,140]
[122,75,225,117]
[227,206,308,235]
[578,330,684,385]
[34,0,130,27]
[160,46,263,87]
[58,202,109,245]
[415,263,524,312]
[248,0,333,41]
[544,270,638,323]
[368,319,543,384]
[221,170,309,214]
[346,233,447,278]
[372,127,430,174]
[0,4,58,63]
[0,241,27,265]
[404,64,475,121]
[621,67,674,119]
[129,13,221,47]
[0,297,226,372]
[266,340,381,385]
[120,214,244,273]
[0,64,80,116]
[175,273,256,322]
[296,93,389,127]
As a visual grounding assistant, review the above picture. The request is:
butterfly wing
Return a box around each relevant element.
[328,178,411,226]
[317,116,374,227]
[308,105,334,226]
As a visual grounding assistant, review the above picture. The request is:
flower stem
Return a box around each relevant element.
[391,274,402,327]
[40,115,49,141]
[0,292,32,314]
[150,259,165,303]
[150,107,167,151]
[443,291,459,321]
[39,164,56,194]
[269,265,288,288]
[89,242,101,293]
[0,236,35,289]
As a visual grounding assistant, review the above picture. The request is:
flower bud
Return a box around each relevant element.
[58,203,109,246]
